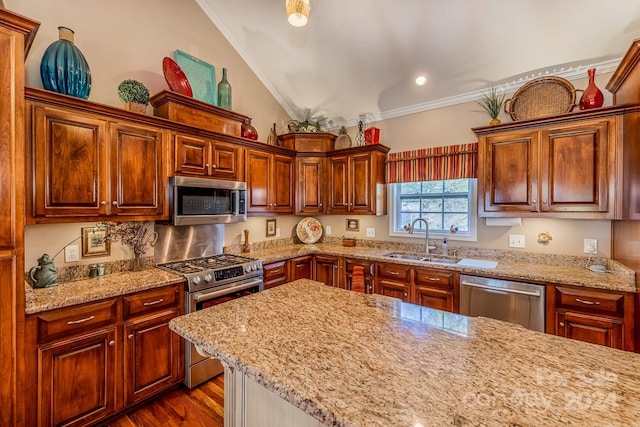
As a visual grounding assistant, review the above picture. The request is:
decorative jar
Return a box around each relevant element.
[579,68,604,110]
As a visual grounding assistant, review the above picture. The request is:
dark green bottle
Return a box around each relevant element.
[217,67,232,110]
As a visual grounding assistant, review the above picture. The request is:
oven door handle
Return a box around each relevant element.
[193,279,263,301]
[461,281,541,297]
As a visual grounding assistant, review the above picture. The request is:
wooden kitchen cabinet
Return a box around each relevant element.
[375,262,412,302]
[413,267,458,312]
[296,156,325,215]
[475,112,619,218]
[173,132,243,180]
[343,258,375,293]
[25,283,184,426]
[376,279,411,302]
[245,148,294,214]
[288,255,313,281]
[263,260,288,290]
[546,284,634,351]
[26,89,168,222]
[314,255,340,288]
[327,145,388,215]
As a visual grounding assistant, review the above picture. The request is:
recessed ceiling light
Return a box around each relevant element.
[415,75,427,86]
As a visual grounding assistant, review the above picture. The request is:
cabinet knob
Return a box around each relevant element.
[404,292,408,297]
[559,322,564,327]
[543,200,548,204]
[212,164,217,169]
[112,201,118,206]
[205,163,209,167]
[128,334,134,340]
[100,201,107,206]
[108,340,115,346]
[319,203,323,207]
[532,200,537,204]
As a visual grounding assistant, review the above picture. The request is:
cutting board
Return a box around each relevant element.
[457,258,498,269]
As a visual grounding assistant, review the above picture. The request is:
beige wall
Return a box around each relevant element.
[14,0,616,268]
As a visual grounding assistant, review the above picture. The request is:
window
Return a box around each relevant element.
[389,178,477,241]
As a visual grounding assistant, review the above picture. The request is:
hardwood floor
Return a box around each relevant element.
[102,375,224,427]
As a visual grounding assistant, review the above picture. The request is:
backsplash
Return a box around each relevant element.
[32,256,155,285]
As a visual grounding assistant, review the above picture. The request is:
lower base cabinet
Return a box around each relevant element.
[263,260,288,290]
[26,283,184,427]
[314,255,340,288]
[547,284,634,351]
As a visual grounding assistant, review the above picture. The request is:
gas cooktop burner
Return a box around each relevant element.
[157,254,263,292]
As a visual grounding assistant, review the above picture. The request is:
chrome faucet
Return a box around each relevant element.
[408,218,431,255]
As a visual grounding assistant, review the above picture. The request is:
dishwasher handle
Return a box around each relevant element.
[461,280,541,297]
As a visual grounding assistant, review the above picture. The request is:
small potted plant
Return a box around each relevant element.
[477,86,505,125]
[117,79,150,114]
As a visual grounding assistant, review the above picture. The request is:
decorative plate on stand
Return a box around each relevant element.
[296,217,323,244]
[162,57,193,97]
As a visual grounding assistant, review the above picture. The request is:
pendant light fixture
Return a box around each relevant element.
[286,0,310,27]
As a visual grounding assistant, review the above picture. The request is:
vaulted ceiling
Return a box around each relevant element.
[196,0,640,127]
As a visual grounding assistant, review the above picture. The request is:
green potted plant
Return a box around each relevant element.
[477,86,505,125]
[117,79,150,114]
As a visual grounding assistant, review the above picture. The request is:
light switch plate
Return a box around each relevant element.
[509,234,525,248]
[366,228,375,238]
[64,245,80,262]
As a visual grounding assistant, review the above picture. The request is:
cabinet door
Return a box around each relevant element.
[211,141,242,181]
[174,133,209,176]
[376,279,411,302]
[272,154,294,213]
[414,285,454,312]
[296,157,325,214]
[540,120,612,215]
[124,310,182,405]
[314,255,339,287]
[110,122,166,218]
[38,328,117,427]
[246,149,271,213]
[414,267,458,312]
[556,311,623,350]
[289,255,313,281]
[480,131,539,214]
[32,105,108,218]
[350,152,373,214]
[327,155,349,213]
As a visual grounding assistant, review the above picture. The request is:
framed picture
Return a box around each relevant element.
[82,227,111,258]
[345,218,360,232]
[266,218,277,237]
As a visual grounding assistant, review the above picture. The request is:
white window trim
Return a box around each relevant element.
[387,179,478,242]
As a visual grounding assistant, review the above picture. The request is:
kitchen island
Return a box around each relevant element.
[169,279,640,426]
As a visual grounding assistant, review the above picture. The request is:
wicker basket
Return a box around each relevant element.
[505,76,578,121]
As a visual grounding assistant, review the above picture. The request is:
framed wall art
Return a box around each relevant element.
[82,227,111,258]
[266,218,277,237]
[345,218,360,232]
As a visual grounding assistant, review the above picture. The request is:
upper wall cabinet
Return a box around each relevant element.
[474,106,640,219]
[172,132,243,181]
[26,88,168,223]
[245,147,294,215]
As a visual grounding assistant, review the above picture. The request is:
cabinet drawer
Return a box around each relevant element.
[123,285,180,320]
[263,261,287,280]
[414,267,455,289]
[555,286,624,316]
[37,299,119,344]
[377,263,410,281]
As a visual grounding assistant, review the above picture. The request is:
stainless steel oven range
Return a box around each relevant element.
[157,253,263,388]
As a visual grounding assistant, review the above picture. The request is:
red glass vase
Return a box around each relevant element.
[241,119,258,140]
[579,68,604,110]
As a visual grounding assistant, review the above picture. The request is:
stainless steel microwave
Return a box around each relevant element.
[170,176,247,226]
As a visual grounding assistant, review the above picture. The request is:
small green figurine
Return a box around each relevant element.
[28,254,58,288]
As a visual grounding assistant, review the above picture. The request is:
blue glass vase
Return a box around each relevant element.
[40,27,91,99]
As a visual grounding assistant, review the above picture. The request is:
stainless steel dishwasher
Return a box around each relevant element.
[459,274,545,332]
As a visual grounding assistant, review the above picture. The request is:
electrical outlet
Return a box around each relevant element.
[366,228,375,238]
[509,234,525,248]
[276,228,281,238]
[64,245,80,262]
[584,238,598,254]
[325,225,332,235]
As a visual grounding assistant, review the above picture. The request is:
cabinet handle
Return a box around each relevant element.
[426,277,439,281]
[128,334,134,340]
[109,340,115,346]
[67,315,95,325]
[100,201,107,206]
[143,298,164,306]
[559,322,565,327]
[386,270,400,275]
[271,268,281,274]
[112,201,118,206]
[575,298,599,305]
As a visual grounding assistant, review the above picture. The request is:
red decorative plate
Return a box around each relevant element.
[162,57,193,97]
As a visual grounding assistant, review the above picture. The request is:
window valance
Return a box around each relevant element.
[385,142,478,183]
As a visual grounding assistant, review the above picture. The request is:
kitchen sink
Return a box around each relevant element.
[383,252,459,265]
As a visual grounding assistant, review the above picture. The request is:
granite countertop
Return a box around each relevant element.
[25,268,184,314]
[169,280,640,426]
[244,243,637,293]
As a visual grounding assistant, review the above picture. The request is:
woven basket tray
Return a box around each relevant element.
[505,76,578,121]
